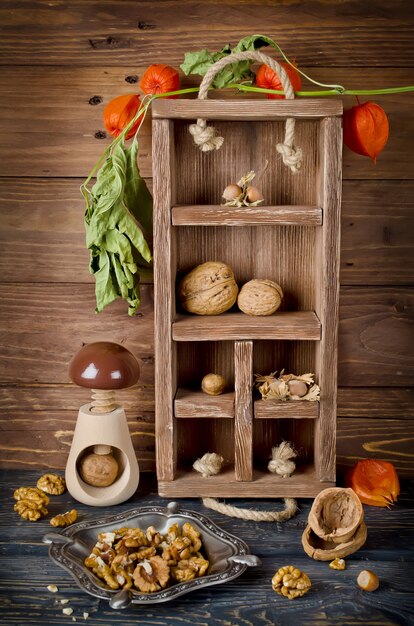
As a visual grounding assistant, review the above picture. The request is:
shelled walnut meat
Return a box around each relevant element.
[178,261,238,315]
[37,473,66,495]
[84,521,209,593]
[13,486,49,521]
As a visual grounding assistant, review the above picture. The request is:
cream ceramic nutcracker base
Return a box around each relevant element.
[65,404,139,506]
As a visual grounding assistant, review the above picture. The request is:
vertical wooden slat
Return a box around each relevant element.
[314,116,343,482]
[234,340,253,481]
[153,119,177,481]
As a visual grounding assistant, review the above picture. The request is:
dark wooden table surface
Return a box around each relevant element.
[1,470,413,626]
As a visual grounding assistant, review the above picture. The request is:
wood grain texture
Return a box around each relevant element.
[152,98,343,119]
[0,67,413,180]
[234,341,253,481]
[173,312,321,341]
[152,119,177,482]
[1,469,413,626]
[313,116,342,482]
[1,0,413,67]
[254,399,319,419]
[174,388,234,418]
[1,178,412,286]
[172,204,323,226]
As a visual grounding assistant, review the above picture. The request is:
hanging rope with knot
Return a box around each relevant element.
[189,50,303,174]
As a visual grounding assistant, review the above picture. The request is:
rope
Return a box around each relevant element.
[193,453,224,477]
[268,441,297,478]
[202,497,298,522]
[188,50,303,173]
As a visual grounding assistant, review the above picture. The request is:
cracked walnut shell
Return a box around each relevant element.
[178,262,239,315]
[237,279,283,316]
[272,566,311,599]
[37,473,66,495]
[50,509,78,527]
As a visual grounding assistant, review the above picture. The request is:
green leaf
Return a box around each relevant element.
[180,34,275,88]
[83,137,153,315]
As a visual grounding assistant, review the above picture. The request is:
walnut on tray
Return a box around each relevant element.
[84,522,209,593]
[37,473,66,495]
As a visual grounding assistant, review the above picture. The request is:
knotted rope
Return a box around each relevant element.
[202,497,298,522]
[268,441,297,478]
[189,50,303,173]
[193,452,224,478]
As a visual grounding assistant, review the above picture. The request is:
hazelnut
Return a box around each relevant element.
[357,570,379,592]
[288,380,308,398]
[222,184,242,201]
[201,373,226,396]
[245,186,264,203]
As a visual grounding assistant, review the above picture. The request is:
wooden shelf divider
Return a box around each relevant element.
[234,341,253,481]
[172,311,321,341]
[172,205,322,227]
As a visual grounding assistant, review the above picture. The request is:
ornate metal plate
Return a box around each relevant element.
[43,502,261,608]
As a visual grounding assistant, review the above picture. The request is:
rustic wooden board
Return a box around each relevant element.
[1,469,413,625]
[338,287,414,386]
[171,204,323,227]
[0,67,413,179]
[174,388,235,418]
[2,178,412,286]
[1,1,413,67]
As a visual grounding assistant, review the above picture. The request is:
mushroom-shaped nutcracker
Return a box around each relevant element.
[65,342,140,506]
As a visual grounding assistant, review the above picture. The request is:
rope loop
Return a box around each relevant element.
[189,50,303,173]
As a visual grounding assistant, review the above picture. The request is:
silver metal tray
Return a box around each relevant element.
[43,501,261,608]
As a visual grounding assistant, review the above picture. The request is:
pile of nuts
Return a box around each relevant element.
[13,473,77,527]
[84,522,209,593]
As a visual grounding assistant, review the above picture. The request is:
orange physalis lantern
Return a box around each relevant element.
[140,64,180,98]
[346,459,400,507]
[343,101,389,163]
[103,94,143,139]
[255,62,302,99]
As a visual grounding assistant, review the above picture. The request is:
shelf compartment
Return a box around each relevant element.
[173,311,321,341]
[174,388,234,418]
[254,399,319,419]
[158,465,334,498]
[172,205,322,227]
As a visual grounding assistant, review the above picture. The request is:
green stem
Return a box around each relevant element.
[229,83,414,96]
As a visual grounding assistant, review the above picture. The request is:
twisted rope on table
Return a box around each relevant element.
[189,50,303,173]
[202,497,298,522]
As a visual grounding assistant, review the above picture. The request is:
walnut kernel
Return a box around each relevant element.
[14,499,48,521]
[37,473,66,495]
[330,558,346,570]
[272,565,311,599]
[14,486,49,507]
[50,509,78,527]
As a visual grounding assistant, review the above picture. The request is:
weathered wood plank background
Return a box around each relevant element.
[0,0,413,476]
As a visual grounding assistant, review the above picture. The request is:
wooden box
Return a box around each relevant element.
[152,99,342,498]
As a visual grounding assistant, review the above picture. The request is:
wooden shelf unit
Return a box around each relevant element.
[152,99,342,498]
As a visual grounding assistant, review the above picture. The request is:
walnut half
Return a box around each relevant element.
[50,509,78,527]
[272,566,311,600]
[37,473,66,495]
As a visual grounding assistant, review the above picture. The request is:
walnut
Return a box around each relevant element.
[50,509,78,527]
[14,486,49,507]
[146,526,162,547]
[133,556,170,593]
[37,473,66,495]
[168,536,193,561]
[237,279,283,316]
[123,528,148,548]
[14,499,48,521]
[84,554,119,589]
[330,558,346,570]
[166,523,181,542]
[178,262,239,315]
[272,566,311,599]
[171,562,197,582]
[182,522,202,552]
[187,555,209,576]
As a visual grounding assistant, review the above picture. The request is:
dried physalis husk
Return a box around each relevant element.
[255,371,320,402]
[272,565,311,599]
[37,473,66,495]
[222,171,264,208]
[50,509,78,527]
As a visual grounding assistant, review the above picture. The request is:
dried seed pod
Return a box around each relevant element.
[357,569,379,592]
[201,373,226,395]
[50,509,78,527]
[272,565,311,599]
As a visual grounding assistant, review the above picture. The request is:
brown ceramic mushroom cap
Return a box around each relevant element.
[69,342,140,389]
